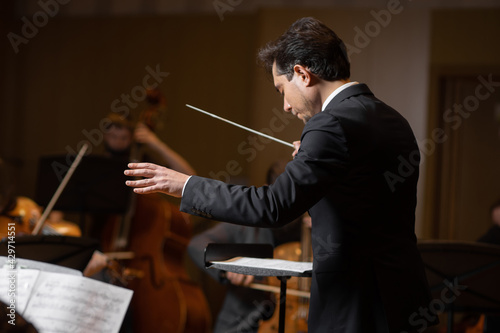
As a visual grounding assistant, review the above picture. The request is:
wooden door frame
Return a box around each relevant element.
[421,65,500,240]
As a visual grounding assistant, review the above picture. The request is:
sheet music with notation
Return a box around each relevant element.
[0,268,133,333]
[0,268,40,313]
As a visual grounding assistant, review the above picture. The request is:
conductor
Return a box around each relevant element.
[125,17,436,333]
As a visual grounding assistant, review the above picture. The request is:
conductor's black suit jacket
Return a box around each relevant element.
[180,84,434,333]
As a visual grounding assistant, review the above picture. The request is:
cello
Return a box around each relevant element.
[103,88,211,333]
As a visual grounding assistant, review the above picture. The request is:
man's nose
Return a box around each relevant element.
[284,99,292,112]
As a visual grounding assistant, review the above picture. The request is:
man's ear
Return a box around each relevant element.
[293,64,314,87]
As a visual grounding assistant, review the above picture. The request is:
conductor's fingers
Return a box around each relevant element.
[125,178,154,188]
[124,168,156,178]
[127,162,159,170]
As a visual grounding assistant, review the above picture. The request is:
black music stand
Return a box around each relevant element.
[204,243,312,333]
[35,154,131,215]
[0,235,99,272]
[418,240,500,333]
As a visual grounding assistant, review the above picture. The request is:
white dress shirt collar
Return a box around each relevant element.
[321,81,359,111]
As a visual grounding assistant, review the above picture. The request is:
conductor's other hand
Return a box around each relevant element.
[292,141,301,158]
[125,162,189,197]
[226,272,254,287]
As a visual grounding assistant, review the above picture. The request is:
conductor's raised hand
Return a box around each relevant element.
[124,162,190,197]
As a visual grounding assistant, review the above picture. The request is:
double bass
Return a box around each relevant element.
[103,88,211,333]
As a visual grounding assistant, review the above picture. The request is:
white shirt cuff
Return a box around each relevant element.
[182,175,193,197]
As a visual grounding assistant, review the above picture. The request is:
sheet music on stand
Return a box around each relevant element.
[0,257,133,333]
[209,257,313,277]
[204,244,312,333]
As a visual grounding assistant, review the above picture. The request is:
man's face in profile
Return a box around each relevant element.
[272,62,318,124]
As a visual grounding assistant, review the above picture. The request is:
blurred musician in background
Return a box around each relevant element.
[88,93,196,241]
[477,199,500,245]
[103,112,195,175]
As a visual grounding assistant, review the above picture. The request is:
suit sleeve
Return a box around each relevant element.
[180,112,349,227]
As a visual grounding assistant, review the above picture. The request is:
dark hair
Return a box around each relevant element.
[257,17,350,81]
[105,113,134,132]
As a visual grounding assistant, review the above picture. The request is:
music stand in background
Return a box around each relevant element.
[35,155,131,227]
[418,240,500,333]
[0,235,99,272]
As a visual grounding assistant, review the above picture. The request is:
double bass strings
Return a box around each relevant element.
[185,104,295,148]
